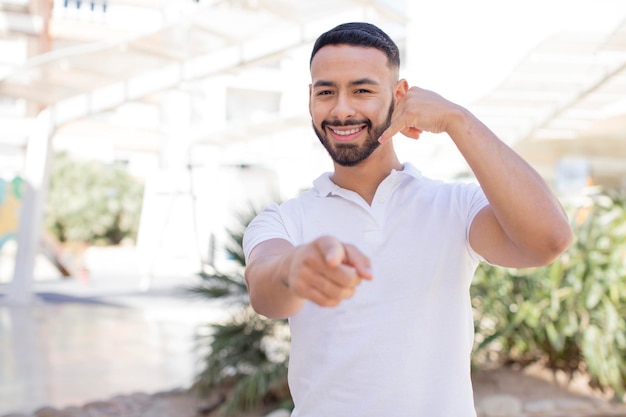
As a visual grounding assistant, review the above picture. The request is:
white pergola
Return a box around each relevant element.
[471,18,626,187]
[0,0,408,303]
[1,0,626,303]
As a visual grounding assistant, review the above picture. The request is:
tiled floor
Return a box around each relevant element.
[0,246,231,415]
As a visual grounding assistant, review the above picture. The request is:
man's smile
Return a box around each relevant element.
[327,125,366,142]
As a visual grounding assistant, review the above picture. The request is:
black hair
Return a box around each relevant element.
[310,22,400,68]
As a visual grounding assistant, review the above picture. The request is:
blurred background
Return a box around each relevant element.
[1,0,626,415]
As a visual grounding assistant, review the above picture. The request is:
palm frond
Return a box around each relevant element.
[188,271,248,301]
[190,200,292,414]
[221,361,290,416]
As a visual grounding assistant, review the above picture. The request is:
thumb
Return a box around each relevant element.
[316,237,346,268]
[325,243,346,268]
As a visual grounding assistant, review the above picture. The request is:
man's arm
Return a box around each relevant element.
[453,111,572,268]
[379,86,573,268]
[245,236,372,319]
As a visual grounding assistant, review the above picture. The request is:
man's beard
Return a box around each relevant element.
[312,100,394,167]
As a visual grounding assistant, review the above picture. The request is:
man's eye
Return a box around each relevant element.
[355,89,372,94]
[317,90,332,96]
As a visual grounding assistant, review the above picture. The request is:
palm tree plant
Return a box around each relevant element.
[188,208,292,416]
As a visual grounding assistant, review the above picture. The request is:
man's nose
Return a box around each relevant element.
[330,93,356,120]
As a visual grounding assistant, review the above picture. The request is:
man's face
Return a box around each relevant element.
[309,45,398,167]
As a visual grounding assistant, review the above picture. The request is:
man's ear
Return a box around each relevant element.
[308,83,313,116]
[394,79,409,103]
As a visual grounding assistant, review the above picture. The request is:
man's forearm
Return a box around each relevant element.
[448,107,572,261]
[245,249,306,320]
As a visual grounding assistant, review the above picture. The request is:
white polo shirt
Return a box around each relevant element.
[243,163,488,417]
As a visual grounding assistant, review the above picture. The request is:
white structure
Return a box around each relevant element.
[1,0,626,302]
[0,0,408,302]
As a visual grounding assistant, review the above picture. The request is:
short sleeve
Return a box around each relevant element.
[461,183,489,262]
[242,203,294,264]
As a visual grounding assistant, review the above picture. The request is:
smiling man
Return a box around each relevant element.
[310,48,395,168]
[242,22,572,417]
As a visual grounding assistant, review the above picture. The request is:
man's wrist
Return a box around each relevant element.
[445,105,475,139]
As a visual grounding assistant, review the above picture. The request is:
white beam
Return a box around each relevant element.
[0,11,44,36]
[4,109,53,305]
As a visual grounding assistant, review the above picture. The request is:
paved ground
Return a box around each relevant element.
[2,246,626,417]
[0,245,230,416]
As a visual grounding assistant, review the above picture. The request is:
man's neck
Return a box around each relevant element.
[331,147,403,205]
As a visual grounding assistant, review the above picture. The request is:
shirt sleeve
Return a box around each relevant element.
[462,182,490,263]
[242,203,294,264]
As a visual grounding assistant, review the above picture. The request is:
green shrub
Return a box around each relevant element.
[189,207,292,416]
[191,190,626,410]
[44,151,144,245]
[472,189,626,398]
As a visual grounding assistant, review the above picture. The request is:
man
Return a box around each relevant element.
[242,22,572,416]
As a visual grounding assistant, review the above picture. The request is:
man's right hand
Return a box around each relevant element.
[245,236,373,318]
[286,236,373,307]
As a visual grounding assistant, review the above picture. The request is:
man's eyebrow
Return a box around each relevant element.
[349,78,380,87]
[312,80,337,88]
[312,78,380,88]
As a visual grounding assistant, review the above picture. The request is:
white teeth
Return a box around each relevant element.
[332,127,361,136]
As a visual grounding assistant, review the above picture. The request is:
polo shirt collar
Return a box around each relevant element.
[313,162,423,197]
